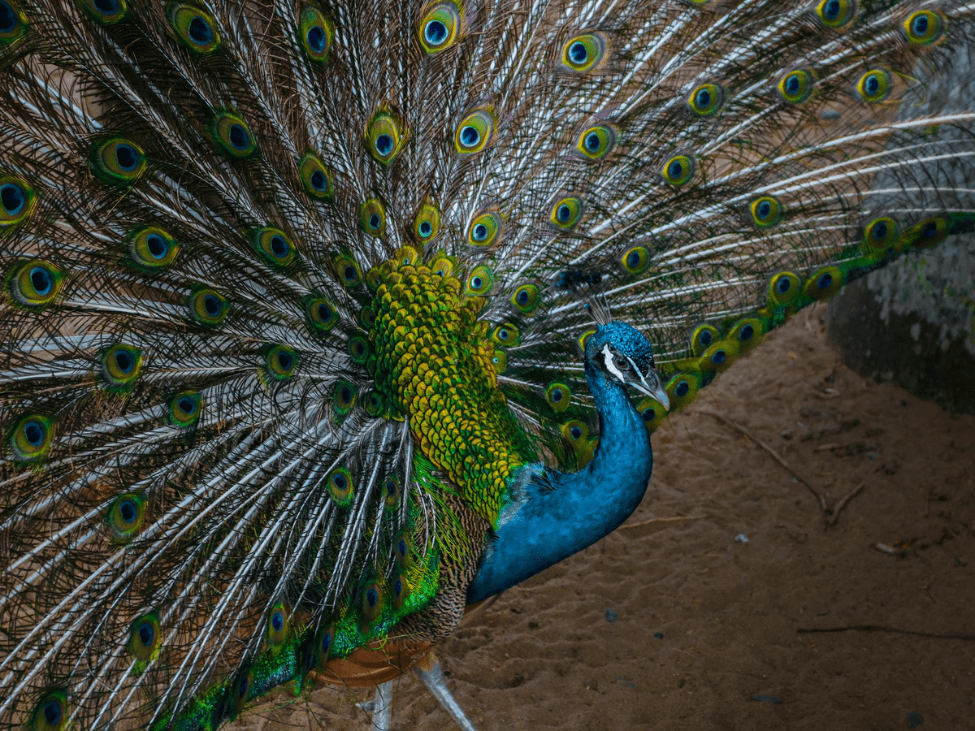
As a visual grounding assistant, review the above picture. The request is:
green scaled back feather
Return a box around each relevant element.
[1,0,973,728]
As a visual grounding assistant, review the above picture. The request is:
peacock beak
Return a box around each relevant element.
[632,370,670,411]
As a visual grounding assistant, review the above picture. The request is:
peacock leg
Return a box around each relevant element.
[412,650,479,731]
[357,681,393,730]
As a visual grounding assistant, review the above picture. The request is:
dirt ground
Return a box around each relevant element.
[231,304,975,731]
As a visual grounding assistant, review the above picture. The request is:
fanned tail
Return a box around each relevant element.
[0,1,973,729]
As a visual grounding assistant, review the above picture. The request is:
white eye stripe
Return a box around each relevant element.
[601,344,627,382]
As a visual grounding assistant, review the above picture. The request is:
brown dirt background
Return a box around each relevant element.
[231,304,975,731]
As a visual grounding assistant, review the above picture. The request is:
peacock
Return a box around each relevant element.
[1,0,973,729]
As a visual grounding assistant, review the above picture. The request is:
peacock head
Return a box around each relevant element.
[585,322,670,410]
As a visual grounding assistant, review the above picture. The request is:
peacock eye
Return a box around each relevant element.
[613,355,630,371]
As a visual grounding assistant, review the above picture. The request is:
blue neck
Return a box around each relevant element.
[466,363,653,603]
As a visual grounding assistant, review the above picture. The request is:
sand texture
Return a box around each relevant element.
[229,304,975,730]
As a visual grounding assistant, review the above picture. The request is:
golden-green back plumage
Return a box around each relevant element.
[1,0,973,728]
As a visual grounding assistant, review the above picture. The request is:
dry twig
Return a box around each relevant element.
[696,408,827,513]
[796,625,975,641]
[619,515,706,530]
[826,481,866,528]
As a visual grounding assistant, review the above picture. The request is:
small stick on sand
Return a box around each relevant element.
[872,542,909,556]
[696,408,827,513]
[796,625,975,641]
[619,515,706,530]
[826,482,866,528]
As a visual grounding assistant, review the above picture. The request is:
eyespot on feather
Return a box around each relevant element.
[100,344,143,389]
[699,340,738,373]
[169,391,203,427]
[660,153,696,186]
[545,382,571,412]
[334,252,363,286]
[392,529,413,569]
[491,323,520,347]
[305,296,340,333]
[690,324,720,356]
[575,124,617,160]
[106,492,146,541]
[211,111,256,158]
[326,467,354,507]
[465,265,493,295]
[265,344,298,380]
[382,475,401,509]
[315,623,336,668]
[468,210,501,246]
[749,196,782,228]
[252,227,296,268]
[510,283,541,314]
[418,1,463,53]
[187,288,228,326]
[333,380,358,416]
[91,137,146,184]
[266,602,288,654]
[8,414,55,463]
[803,266,843,299]
[79,0,127,24]
[455,109,494,153]
[429,252,456,278]
[816,0,856,30]
[347,336,369,364]
[7,259,63,309]
[224,665,255,720]
[127,227,179,270]
[0,176,36,226]
[666,373,700,410]
[168,4,220,53]
[30,691,68,731]
[391,569,411,610]
[362,390,385,417]
[360,198,387,237]
[686,82,724,116]
[393,245,419,266]
[768,272,801,307]
[902,10,945,46]
[560,419,596,467]
[549,197,583,230]
[299,152,333,199]
[620,246,650,275]
[855,69,892,103]
[777,69,815,104]
[299,5,334,62]
[367,110,406,165]
[128,611,162,662]
[561,32,607,73]
[902,216,948,250]
[635,396,667,432]
[490,349,507,374]
[358,578,385,627]
[414,201,441,242]
[577,329,595,355]
[729,318,764,353]
[0,0,28,44]
[862,216,900,253]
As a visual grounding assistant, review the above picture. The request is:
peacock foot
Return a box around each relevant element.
[358,651,478,731]
[357,680,393,730]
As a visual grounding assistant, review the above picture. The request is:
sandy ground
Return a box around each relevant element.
[230,304,975,731]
